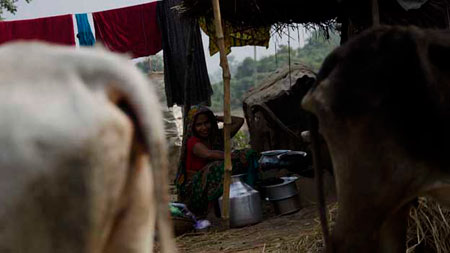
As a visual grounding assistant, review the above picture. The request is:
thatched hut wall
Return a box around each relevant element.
[243,63,315,153]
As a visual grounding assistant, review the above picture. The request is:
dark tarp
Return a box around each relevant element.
[157,0,212,107]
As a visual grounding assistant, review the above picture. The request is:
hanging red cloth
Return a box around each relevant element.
[93,2,162,58]
[0,14,75,46]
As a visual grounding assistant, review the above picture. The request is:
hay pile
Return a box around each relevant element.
[297,199,450,253]
[407,198,450,253]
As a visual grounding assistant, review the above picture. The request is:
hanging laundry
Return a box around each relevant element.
[93,2,161,58]
[0,14,75,46]
[75,14,95,46]
[199,17,271,56]
[157,0,212,107]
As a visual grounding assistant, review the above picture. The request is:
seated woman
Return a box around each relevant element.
[175,105,259,217]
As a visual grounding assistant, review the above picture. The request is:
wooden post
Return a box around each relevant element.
[211,0,232,227]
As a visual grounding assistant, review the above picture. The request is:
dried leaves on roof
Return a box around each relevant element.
[178,0,450,31]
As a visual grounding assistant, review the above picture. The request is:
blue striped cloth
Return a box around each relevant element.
[75,13,95,46]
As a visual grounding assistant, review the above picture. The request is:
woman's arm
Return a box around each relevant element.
[229,116,244,137]
[193,142,224,160]
[216,115,244,138]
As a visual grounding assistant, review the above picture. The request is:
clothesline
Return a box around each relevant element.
[0,0,273,108]
[0,0,214,109]
[0,1,161,58]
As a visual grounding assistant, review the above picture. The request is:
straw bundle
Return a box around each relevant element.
[407,197,450,253]
[293,198,450,253]
[295,199,450,253]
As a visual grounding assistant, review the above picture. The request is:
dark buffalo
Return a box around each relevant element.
[302,26,450,252]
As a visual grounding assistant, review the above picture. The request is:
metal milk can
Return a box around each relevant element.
[219,174,263,228]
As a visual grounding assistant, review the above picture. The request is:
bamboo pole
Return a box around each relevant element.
[211,0,232,227]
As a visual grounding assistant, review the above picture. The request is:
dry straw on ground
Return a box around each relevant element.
[172,198,450,253]
[407,197,450,253]
[174,204,337,253]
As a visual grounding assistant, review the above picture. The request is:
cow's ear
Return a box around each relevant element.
[102,77,176,253]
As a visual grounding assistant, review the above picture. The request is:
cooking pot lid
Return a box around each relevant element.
[283,151,307,157]
[260,150,291,156]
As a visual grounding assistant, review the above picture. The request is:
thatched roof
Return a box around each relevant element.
[243,63,315,106]
[178,0,339,28]
[179,0,450,31]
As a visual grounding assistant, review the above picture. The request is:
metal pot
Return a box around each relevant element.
[258,150,291,170]
[259,150,313,178]
[219,174,263,228]
[262,177,302,215]
[272,195,302,215]
[262,176,299,201]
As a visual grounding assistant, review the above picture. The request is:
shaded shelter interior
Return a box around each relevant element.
[243,63,316,153]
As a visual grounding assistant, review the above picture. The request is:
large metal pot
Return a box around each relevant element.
[262,176,299,201]
[219,174,263,228]
[272,195,302,215]
[262,177,302,215]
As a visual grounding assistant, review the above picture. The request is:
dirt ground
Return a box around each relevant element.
[171,203,327,253]
[162,198,450,253]
[161,175,336,253]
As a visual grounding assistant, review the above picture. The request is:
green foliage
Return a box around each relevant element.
[211,82,224,110]
[232,130,251,150]
[235,58,255,79]
[0,0,32,18]
[297,31,340,70]
[210,29,340,112]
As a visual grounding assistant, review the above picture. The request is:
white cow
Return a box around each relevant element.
[0,42,176,253]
